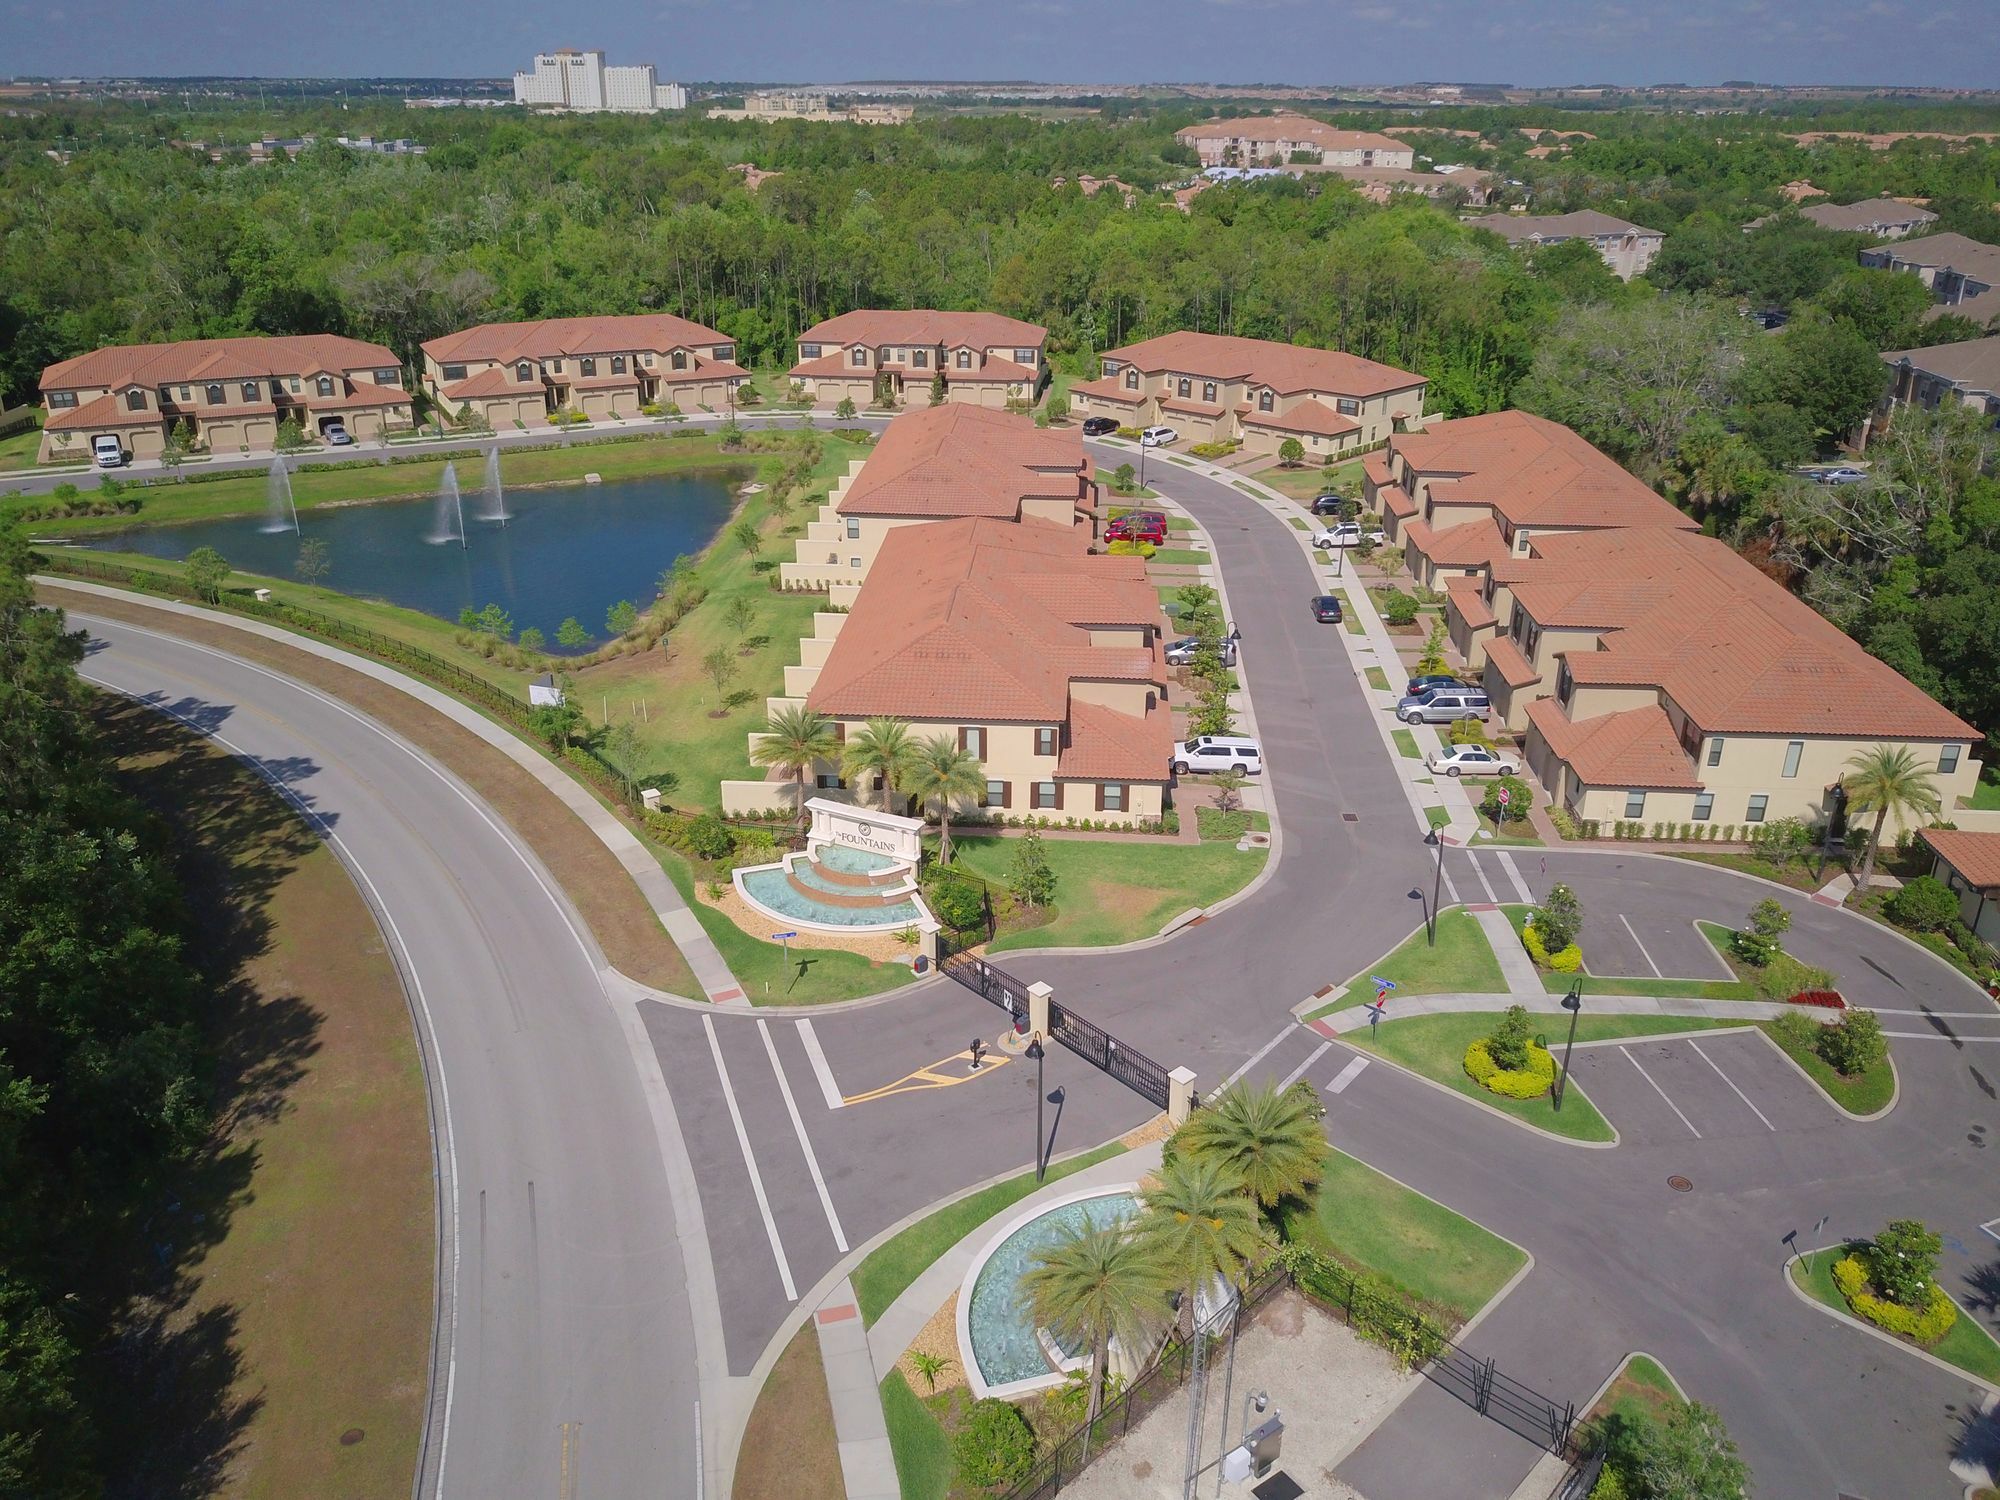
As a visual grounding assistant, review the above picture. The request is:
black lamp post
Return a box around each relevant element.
[1026,1036,1046,1181]
[1554,981,1583,1111]
[1423,827,1447,946]
[1138,434,1150,493]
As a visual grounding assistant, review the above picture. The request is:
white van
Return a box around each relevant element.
[92,434,125,468]
[1171,736,1263,776]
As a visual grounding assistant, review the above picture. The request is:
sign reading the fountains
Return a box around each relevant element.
[804,796,924,865]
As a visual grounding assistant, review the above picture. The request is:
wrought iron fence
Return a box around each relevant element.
[1047,999,1172,1111]
[939,951,1028,1026]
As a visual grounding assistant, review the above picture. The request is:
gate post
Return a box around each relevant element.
[1168,1066,1198,1126]
[920,917,945,969]
[1026,980,1052,1042]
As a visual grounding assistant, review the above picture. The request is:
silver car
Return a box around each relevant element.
[1165,635,1237,667]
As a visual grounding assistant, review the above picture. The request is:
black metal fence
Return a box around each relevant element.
[939,950,1030,1028]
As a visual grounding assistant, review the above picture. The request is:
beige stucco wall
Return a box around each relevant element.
[781,511,930,590]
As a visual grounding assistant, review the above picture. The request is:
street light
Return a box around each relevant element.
[1423,827,1448,946]
[1553,981,1583,1112]
[1026,1036,1046,1181]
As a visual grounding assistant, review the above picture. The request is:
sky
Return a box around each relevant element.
[3,0,1996,91]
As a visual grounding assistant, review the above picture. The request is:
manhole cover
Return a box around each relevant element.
[1667,1175,1693,1193]
[339,1429,365,1447]
[1342,812,1359,823]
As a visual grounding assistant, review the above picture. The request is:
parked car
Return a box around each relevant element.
[1312,521,1386,550]
[1165,635,1237,667]
[1396,686,1491,724]
[1106,511,1166,545]
[91,434,125,468]
[1310,594,1345,624]
[1081,416,1119,437]
[1425,744,1521,777]
[1171,735,1263,776]
[1140,425,1179,447]
[323,421,354,446]
[1405,672,1463,697]
[1311,493,1355,517]
[1799,465,1866,485]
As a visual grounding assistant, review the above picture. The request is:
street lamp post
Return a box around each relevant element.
[1554,981,1583,1111]
[1138,435,1150,493]
[1027,1036,1046,1181]
[1423,828,1448,946]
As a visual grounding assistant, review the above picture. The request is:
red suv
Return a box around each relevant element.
[1106,510,1166,545]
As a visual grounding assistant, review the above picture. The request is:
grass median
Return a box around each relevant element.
[1759,1020,1896,1115]
[1792,1247,2000,1384]
[1306,909,1505,1017]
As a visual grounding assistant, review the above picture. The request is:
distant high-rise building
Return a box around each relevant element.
[511,48,687,113]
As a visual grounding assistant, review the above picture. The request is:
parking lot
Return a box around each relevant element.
[1566,1028,1835,1144]
[1573,906,1735,985]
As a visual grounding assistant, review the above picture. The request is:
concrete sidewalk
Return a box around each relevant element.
[1474,907,1545,995]
[1309,989,1797,1036]
[814,1279,898,1500]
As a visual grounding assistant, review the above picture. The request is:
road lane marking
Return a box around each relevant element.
[757,1022,849,1253]
[701,1015,797,1300]
[1466,851,1499,903]
[1687,1040,1775,1130]
[1619,914,1663,977]
[1496,850,1534,904]
[1224,1025,1298,1090]
[796,1020,844,1111]
[1881,1031,2000,1042]
[1327,1056,1371,1094]
[1441,867,1463,906]
[1622,1047,1702,1138]
[559,1421,580,1500]
[1278,1041,1333,1092]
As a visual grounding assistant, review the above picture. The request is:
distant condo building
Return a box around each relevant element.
[708,91,914,126]
[512,49,688,113]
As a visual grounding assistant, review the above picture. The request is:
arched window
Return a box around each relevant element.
[316,376,334,397]
[205,384,224,405]
[516,363,533,383]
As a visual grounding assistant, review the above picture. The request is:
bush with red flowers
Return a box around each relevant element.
[1787,989,1847,1010]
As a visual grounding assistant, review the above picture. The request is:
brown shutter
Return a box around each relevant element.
[957,726,967,752]
[1057,782,1068,810]
[834,721,846,746]
[999,781,1011,809]
[1094,784,1107,812]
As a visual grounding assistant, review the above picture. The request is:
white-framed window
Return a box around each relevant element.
[1746,794,1769,823]
[579,357,597,376]
[515,363,532,383]
[1202,381,1216,403]
[1624,790,1646,819]
[671,350,688,370]
[610,355,627,374]
[849,556,861,569]
[851,347,868,367]
[317,375,336,396]
[1693,791,1715,821]
[912,349,929,369]
[801,343,821,360]
[1036,726,1056,756]
[1124,368,1139,390]
[205,384,224,404]
[1101,784,1126,812]
[1782,740,1804,778]
[442,363,467,381]
[1034,781,1059,809]
[240,381,260,402]
[1707,737,1724,767]
[1259,389,1274,411]
[124,388,146,411]
[956,349,972,369]
[985,779,1007,807]
[1177,377,1191,397]
[845,516,860,539]
[1941,744,1963,774]
[642,352,654,366]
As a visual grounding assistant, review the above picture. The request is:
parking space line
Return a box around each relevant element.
[1619,914,1663,978]
[1226,1024,1301,1090]
[1278,1041,1333,1092]
[1687,1040,1775,1131]
[757,1021,849,1252]
[796,1019,844,1111]
[1622,1047,1703,1138]
[1496,850,1534,904]
[1328,1056,1371,1094]
[701,1015,798,1300]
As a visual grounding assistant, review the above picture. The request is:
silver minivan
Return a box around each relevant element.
[1396,687,1490,724]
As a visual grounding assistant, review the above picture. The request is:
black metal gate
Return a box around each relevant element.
[1426,1341,1577,1454]
[939,950,1029,1028]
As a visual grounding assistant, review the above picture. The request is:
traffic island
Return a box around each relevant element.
[1789,1245,2000,1390]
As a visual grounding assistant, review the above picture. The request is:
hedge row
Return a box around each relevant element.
[1832,1255,1957,1343]
[1464,1039,1557,1100]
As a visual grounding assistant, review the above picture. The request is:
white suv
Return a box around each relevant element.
[1313,521,1386,549]
[1140,425,1179,447]
[1171,736,1263,775]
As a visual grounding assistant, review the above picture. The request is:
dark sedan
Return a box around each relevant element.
[1405,672,1461,697]
[1081,416,1120,436]
[1310,594,1344,624]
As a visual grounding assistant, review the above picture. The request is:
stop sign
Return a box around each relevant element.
[1498,787,1512,805]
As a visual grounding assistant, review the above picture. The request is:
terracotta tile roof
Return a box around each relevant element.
[836,405,1087,520]
[1100,331,1425,400]
[1444,574,1495,629]
[1159,394,1227,418]
[1511,528,1974,740]
[789,352,869,379]
[1241,399,1361,438]
[947,356,1040,384]
[1466,210,1662,242]
[43,393,155,431]
[1068,376,1146,406]
[796,309,1047,351]
[1175,115,1408,156]
[1408,516,1506,568]
[681,357,750,383]
[306,380,412,410]
[568,372,644,392]
[1388,411,1697,532]
[441,367,541,400]
[1058,698,1173,783]
[41,333,398,392]
[1920,828,2000,890]
[1380,486,1417,519]
[423,313,729,364]
[1483,635,1541,689]
[1526,700,1702,790]
[806,517,1166,723]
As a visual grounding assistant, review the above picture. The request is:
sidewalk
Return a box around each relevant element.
[1309,989,1797,1036]
[814,1278,898,1500]
[1474,907,1544,995]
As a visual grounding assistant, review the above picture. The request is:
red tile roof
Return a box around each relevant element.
[1444,575,1496,630]
[440,366,542,400]
[1407,516,1507,568]
[1068,376,1146,407]
[1920,828,2000,890]
[44,393,153,431]
[790,352,871,379]
[1101,331,1424,399]
[947,356,1040,384]
[423,313,729,364]
[1175,116,1409,156]
[796,309,1047,351]
[1058,698,1173,783]
[1159,394,1227,418]
[1242,399,1362,438]
[836,405,1088,520]
[42,334,399,392]
[1526,700,1703,789]
[306,380,412,410]
[1484,635,1541,689]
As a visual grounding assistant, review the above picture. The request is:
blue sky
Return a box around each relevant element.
[3,0,1995,89]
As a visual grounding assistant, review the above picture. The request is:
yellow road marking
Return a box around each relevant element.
[842,1048,1011,1106]
[559,1421,579,1500]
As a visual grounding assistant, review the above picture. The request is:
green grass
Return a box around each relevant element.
[881,1372,959,1500]
[1195,806,1266,842]
[1486,904,1753,1000]
[1792,1248,2000,1384]
[1759,1020,1896,1115]
[852,1142,1128,1324]
[1364,666,1391,692]
[1335,590,1364,634]
[1257,459,1363,503]
[1391,727,1421,758]
[1966,775,2000,811]
[1277,1149,1525,1327]
[949,834,1267,951]
[1151,547,1209,565]
[1669,848,1823,894]
[0,418,46,471]
[1288,516,1311,531]
[1346,1012,1617,1142]
[1308,909,1506,1017]
[1098,473,1160,501]
[1425,805,1452,830]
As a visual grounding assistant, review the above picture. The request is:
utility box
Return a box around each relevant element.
[528,672,565,707]
[641,787,663,813]
[1221,1446,1253,1483]
[1245,1414,1284,1478]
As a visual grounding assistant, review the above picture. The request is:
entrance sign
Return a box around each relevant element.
[805,796,925,865]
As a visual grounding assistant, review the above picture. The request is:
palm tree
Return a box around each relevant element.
[750,705,839,822]
[905,734,986,864]
[1842,745,1941,902]
[1021,1220,1169,1423]
[1135,1155,1269,1340]
[843,716,918,814]
[1176,1082,1328,1211]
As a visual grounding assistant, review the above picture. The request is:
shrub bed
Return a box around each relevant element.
[1463,1039,1557,1099]
[1831,1255,1957,1344]
[1521,919,1582,973]
[1787,989,1847,1009]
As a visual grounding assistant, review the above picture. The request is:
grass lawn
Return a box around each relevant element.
[0,417,45,470]
[1792,1248,2000,1384]
[1391,727,1422,758]
[1335,591,1364,634]
[1346,1012,1618,1142]
[1195,805,1267,842]
[881,1373,962,1500]
[1364,666,1391,692]
[1288,515,1311,531]
[1098,472,1160,500]
[1277,1149,1524,1328]
[98,698,430,1497]
[1152,547,1209,564]
[950,834,1267,951]
[1669,848,1824,894]
[1968,775,2000,811]
[1308,909,1505,1017]
[1759,1020,1896,1115]
[1425,805,1452,830]
[1490,904,1752,1000]
[852,1142,1129,1325]
[1579,1354,1683,1445]
[735,1326,845,1500]
[1257,460,1361,504]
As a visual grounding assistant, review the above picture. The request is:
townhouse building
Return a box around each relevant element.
[1875,334,2000,426]
[37,334,410,463]
[1465,211,1665,280]
[1069,331,1428,460]
[420,314,746,430]
[778,404,1094,592]
[1857,232,2000,329]
[1175,115,1414,169]
[786,310,1047,410]
[1794,197,1939,239]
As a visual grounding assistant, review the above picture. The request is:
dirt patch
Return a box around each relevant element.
[895,1290,969,1396]
[39,584,697,996]
[1118,1114,1174,1150]
[733,1325,846,1500]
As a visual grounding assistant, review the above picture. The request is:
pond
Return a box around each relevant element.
[83,469,742,646]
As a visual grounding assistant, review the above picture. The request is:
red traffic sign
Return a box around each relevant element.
[1497,788,1512,805]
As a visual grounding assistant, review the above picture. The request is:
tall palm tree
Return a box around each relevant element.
[750,705,839,822]
[1842,745,1941,902]
[1135,1155,1269,1340]
[1176,1082,1328,1211]
[842,716,917,814]
[905,734,986,863]
[1021,1220,1170,1423]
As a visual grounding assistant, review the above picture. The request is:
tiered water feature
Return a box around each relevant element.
[731,797,933,934]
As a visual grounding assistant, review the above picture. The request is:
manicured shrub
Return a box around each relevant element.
[1378,590,1420,626]
[1886,874,1958,933]
[1449,716,1488,746]
[1815,1007,1886,1076]
[1547,807,1580,839]
[953,1397,1036,1487]
[925,877,987,934]
[1463,1038,1556,1100]
[1587,1466,1630,1500]
[1770,1009,1819,1053]
[1832,1254,1956,1344]
[684,813,735,861]
[1866,1219,1943,1309]
[1520,920,1581,972]
[1485,1003,1534,1070]
[1482,774,1530,824]
[1536,882,1583,951]
[1753,950,1835,1002]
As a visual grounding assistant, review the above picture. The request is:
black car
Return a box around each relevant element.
[1405,672,1461,697]
[1081,416,1119,436]
[1311,493,1354,517]
[1310,594,1344,624]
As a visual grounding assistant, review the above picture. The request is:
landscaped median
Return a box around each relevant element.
[1791,1239,2000,1387]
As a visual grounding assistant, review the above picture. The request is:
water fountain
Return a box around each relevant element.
[261,454,300,534]
[478,446,509,525]
[429,463,468,548]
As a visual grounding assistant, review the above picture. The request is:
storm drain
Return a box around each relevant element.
[1342,812,1359,823]
[1667,1175,1693,1193]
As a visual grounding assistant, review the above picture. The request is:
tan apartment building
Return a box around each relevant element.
[707,92,912,125]
[420,313,746,430]
[1070,331,1428,460]
[1465,211,1665,280]
[779,405,1094,592]
[1793,197,1939,239]
[786,310,1047,410]
[38,334,409,463]
[1442,525,1980,832]
[1875,335,2000,427]
[1857,232,2000,329]
[1175,115,1414,169]
[1918,829,2000,948]
[730,517,1173,825]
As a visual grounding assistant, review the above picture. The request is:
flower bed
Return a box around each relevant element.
[1463,1040,1557,1100]
[1787,989,1847,1010]
[1521,919,1582,974]
[1831,1254,1957,1344]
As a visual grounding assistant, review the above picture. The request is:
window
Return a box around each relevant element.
[1100,784,1126,813]
[1016,348,1036,364]
[851,347,868,367]
[1337,397,1360,416]
[549,360,564,375]
[1624,791,1647,819]
[815,773,845,789]
[1258,389,1274,411]
[1782,740,1804,778]
[1177,377,1191,398]
[1940,744,1963,774]
[515,363,532,384]
[125,388,146,411]
[46,390,77,409]
[911,349,929,369]
[672,350,688,370]
[287,377,300,394]
[376,368,400,386]
[1102,359,1119,378]
[1202,381,1216,403]
[1035,781,1060,810]
[960,726,985,759]
[610,355,627,374]
[984,779,1007,808]
[1693,791,1715,822]
[956,349,971,369]
[177,385,190,401]
[801,344,821,360]
[241,381,260,402]
[1036,727,1056,757]
[1124,368,1139,390]
[1745,794,1769,823]
[317,375,335,397]
[1707,737,1725,767]
[442,363,467,381]
[715,345,734,362]
[205,384,224,405]
[579,357,597,377]
[845,517,860,540]
[642,353,654,367]
[849,556,861,569]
